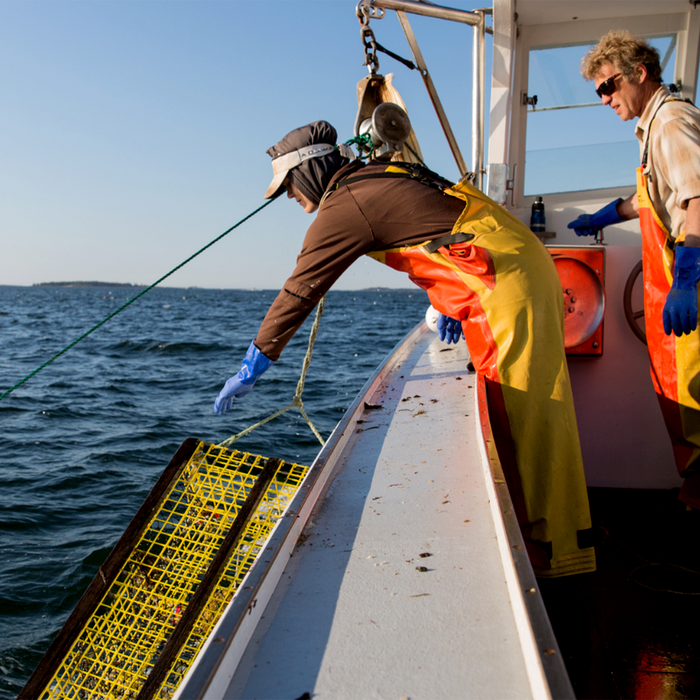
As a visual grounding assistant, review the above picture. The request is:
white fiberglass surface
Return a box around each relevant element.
[224,335,538,700]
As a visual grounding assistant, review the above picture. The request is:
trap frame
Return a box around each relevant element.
[20,438,309,700]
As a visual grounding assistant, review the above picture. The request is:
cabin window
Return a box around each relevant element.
[524,36,677,196]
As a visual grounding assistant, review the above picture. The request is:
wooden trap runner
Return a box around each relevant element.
[20,438,309,700]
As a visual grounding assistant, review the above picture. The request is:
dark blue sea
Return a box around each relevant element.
[0,284,429,698]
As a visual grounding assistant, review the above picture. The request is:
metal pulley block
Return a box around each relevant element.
[357,102,412,160]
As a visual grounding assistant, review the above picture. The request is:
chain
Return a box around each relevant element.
[360,25,379,75]
[357,0,384,75]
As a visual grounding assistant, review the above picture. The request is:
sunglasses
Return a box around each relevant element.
[596,73,623,98]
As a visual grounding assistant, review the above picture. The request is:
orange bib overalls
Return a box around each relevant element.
[637,159,700,508]
[368,176,596,577]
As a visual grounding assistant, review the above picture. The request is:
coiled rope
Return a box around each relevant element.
[0,200,276,402]
[604,525,700,595]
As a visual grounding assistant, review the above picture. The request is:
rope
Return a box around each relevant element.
[405,142,426,165]
[345,133,375,159]
[0,199,276,402]
[218,296,327,449]
[630,562,700,596]
[345,134,425,166]
[610,526,700,595]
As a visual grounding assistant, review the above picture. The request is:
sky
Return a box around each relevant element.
[1,0,483,290]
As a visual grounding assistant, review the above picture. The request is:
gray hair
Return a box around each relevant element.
[581,30,662,83]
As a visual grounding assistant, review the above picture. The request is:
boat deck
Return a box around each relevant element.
[226,333,540,699]
[540,487,700,699]
[180,326,564,699]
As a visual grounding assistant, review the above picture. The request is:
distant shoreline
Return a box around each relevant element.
[33,281,144,288]
[11,283,419,292]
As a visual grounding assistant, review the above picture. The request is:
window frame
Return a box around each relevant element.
[501,9,700,210]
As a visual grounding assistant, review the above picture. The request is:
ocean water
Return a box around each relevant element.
[0,284,430,698]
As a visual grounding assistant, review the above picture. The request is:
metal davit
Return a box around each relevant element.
[19,440,309,700]
[355,0,490,189]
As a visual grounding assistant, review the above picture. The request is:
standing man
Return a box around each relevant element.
[214,120,597,577]
[569,30,700,509]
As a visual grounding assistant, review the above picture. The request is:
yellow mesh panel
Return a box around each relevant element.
[40,442,309,699]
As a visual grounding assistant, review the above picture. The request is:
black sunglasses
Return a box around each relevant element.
[596,73,623,98]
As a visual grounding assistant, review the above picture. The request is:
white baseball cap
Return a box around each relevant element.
[264,143,336,199]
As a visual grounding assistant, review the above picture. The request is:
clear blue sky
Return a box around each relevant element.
[1,0,480,289]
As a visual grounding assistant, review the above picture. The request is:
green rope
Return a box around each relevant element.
[345,133,374,159]
[0,198,276,402]
[404,142,426,165]
[345,134,425,166]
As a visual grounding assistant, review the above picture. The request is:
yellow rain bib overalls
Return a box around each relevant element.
[638,100,700,508]
[363,167,596,577]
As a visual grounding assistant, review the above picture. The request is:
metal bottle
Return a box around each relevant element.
[530,196,545,234]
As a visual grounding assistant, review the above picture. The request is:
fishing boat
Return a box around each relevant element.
[21,0,700,698]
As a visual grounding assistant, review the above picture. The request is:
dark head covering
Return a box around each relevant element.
[264,121,348,205]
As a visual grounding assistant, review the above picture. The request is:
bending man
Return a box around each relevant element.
[217,120,596,577]
[569,31,700,510]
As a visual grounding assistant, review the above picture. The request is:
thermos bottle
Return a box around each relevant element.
[530,196,545,234]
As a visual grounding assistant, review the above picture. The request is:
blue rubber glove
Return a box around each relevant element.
[663,246,700,336]
[214,341,275,414]
[567,199,623,237]
[437,314,462,344]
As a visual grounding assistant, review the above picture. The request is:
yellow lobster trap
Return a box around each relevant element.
[20,438,309,700]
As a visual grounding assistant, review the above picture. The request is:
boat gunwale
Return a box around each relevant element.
[475,374,575,700]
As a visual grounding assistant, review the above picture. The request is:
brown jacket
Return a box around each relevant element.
[255,162,464,360]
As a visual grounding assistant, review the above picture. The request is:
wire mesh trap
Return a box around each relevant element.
[20,438,309,700]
